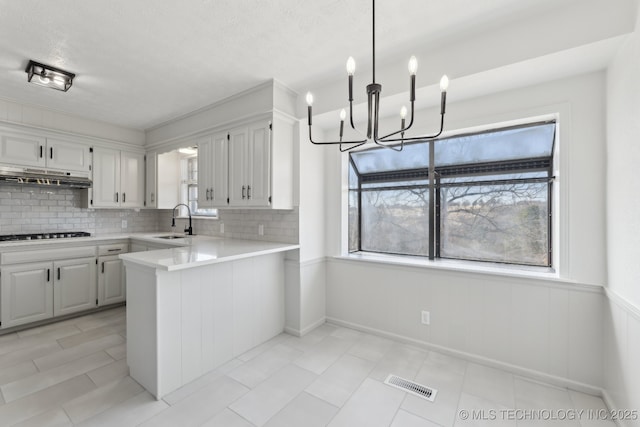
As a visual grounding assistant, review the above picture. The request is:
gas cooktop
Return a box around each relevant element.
[0,232,91,242]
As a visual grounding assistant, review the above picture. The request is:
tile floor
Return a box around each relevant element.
[0,307,616,427]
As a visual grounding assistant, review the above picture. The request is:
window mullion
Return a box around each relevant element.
[428,139,435,260]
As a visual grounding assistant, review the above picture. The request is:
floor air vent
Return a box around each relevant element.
[384,374,437,402]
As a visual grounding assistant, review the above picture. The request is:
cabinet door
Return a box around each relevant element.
[121,151,145,208]
[46,139,91,173]
[53,257,97,316]
[92,147,121,207]
[197,135,213,208]
[246,122,271,207]
[145,151,157,208]
[228,127,249,206]
[211,131,229,207]
[0,132,46,168]
[1,262,53,328]
[98,255,125,306]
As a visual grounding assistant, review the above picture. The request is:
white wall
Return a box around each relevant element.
[605,3,640,423]
[323,71,608,390]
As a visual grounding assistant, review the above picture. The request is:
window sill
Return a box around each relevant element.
[334,252,599,290]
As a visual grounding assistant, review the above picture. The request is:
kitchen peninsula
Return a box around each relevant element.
[119,235,298,399]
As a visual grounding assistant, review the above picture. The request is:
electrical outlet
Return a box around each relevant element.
[220,222,225,233]
[121,220,128,229]
[258,224,264,236]
[421,310,430,325]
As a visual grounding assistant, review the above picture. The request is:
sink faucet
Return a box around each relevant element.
[171,204,193,235]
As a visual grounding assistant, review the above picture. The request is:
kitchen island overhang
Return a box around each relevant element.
[120,237,299,399]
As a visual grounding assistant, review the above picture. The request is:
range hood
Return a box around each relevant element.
[0,166,92,189]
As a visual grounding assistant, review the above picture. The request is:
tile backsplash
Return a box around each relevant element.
[0,185,160,235]
[0,185,299,243]
[158,207,299,244]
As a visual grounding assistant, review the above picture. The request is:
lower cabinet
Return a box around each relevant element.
[0,262,53,328]
[53,257,97,317]
[1,257,96,328]
[98,255,125,306]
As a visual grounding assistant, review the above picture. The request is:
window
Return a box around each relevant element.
[348,121,555,267]
[178,154,217,217]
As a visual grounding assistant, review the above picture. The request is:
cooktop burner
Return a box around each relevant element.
[0,232,91,242]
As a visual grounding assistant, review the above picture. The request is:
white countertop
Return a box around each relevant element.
[120,235,299,271]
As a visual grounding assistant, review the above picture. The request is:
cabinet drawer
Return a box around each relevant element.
[1,246,97,265]
[98,243,129,256]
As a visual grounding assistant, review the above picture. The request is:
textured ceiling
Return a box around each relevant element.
[0,0,601,130]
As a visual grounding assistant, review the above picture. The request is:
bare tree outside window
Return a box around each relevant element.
[348,121,555,268]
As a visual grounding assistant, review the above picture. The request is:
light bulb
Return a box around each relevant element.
[400,106,407,119]
[306,92,314,106]
[38,71,50,84]
[408,56,418,75]
[440,75,449,91]
[339,109,346,121]
[346,57,356,75]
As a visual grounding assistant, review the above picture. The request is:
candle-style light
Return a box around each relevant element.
[306,0,449,152]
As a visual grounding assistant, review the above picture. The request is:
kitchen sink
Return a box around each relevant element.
[156,234,195,240]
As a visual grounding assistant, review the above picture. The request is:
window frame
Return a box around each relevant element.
[347,120,555,268]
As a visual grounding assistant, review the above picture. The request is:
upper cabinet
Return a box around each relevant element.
[146,80,296,210]
[198,132,228,208]
[90,147,144,208]
[228,123,270,207]
[0,131,91,174]
[196,117,293,209]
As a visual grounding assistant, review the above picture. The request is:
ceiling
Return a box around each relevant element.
[0,0,633,131]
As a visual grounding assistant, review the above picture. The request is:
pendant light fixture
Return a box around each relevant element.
[25,60,75,92]
[306,0,449,152]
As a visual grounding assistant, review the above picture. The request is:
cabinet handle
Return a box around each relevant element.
[102,262,105,274]
[50,147,53,159]
[47,268,50,282]
[107,248,121,252]
[40,146,43,158]
[115,192,119,203]
[123,193,126,203]
[205,189,209,200]
[57,267,60,280]
[242,185,246,199]
[151,193,155,203]
[247,185,251,199]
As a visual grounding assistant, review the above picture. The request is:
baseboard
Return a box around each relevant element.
[600,389,626,427]
[326,316,603,397]
[284,316,326,337]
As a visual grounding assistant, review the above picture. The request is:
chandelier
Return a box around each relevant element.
[306,0,449,152]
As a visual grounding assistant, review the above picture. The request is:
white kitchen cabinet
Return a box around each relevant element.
[197,131,228,208]
[228,122,271,207]
[0,132,46,168]
[0,261,53,328]
[97,243,128,306]
[53,257,97,317]
[0,131,91,174]
[121,151,145,208]
[145,151,157,208]
[98,255,125,306]
[43,138,91,174]
[90,147,144,208]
